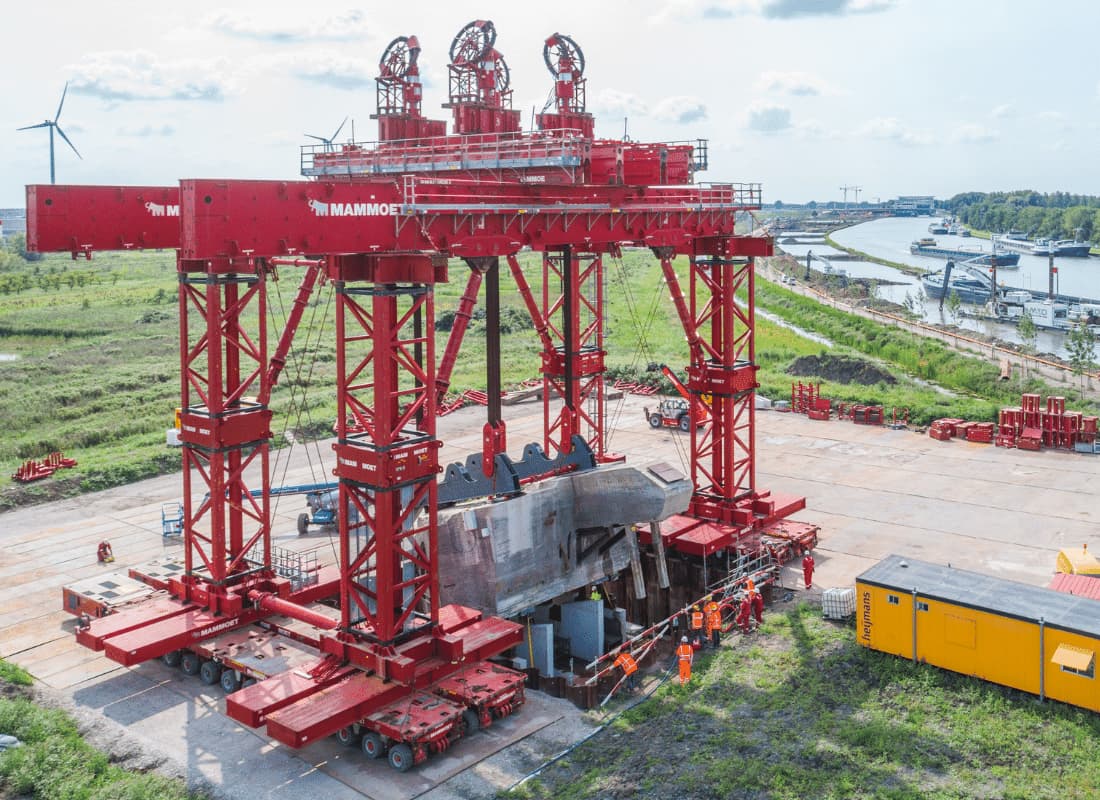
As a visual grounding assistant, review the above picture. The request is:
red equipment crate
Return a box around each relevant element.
[928,425,953,442]
[851,405,884,426]
[1022,393,1041,413]
[994,433,1016,448]
[807,408,831,421]
[1017,426,1042,451]
[965,423,994,443]
[953,421,976,439]
[1047,396,1066,414]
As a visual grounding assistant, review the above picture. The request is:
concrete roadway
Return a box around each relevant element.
[1,393,1096,798]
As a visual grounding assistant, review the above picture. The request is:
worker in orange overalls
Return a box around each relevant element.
[704,594,722,649]
[689,604,704,649]
[97,540,114,563]
[613,650,639,691]
[675,635,694,685]
[802,551,815,589]
[736,593,753,634]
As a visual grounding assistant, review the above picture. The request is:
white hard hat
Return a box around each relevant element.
[681,635,688,642]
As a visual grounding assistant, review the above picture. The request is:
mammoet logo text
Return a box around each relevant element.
[145,201,180,217]
[307,199,399,217]
[860,590,872,643]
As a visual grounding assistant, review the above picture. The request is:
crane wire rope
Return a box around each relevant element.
[606,252,691,474]
[267,268,334,519]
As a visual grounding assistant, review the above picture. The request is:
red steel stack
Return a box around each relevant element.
[928,418,964,441]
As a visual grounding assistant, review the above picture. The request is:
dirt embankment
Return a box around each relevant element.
[786,354,897,386]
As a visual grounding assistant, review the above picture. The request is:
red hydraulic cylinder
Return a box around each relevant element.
[250,592,339,630]
[436,267,483,401]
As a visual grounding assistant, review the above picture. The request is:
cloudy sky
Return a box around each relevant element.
[3,0,1097,208]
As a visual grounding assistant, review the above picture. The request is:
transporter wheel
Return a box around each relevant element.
[678,414,691,432]
[361,731,386,759]
[462,709,480,734]
[220,669,242,694]
[163,650,182,668]
[388,742,414,773]
[180,651,201,676]
[297,513,310,536]
[336,726,360,748]
[648,414,662,429]
[199,660,222,686]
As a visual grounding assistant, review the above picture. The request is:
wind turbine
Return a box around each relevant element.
[305,117,349,152]
[18,82,82,184]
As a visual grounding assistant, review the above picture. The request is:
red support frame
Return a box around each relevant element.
[177,268,273,606]
[332,269,440,645]
[538,248,607,459]
[657,245,761,526]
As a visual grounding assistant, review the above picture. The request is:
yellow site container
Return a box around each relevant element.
[1056,545,1100,576]
[856,555,1100,713]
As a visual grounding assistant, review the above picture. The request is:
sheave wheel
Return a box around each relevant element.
[678,414,691,432]
[361,731,385,759]
[297,513,310,536]
[648,414,662,429]
[388,742,414,772]
[199,660,222,685]
[180,651,201,676]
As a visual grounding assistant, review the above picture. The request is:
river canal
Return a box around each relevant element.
[777,216,1097,360]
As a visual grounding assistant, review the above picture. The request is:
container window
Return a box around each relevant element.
[887,595,899,605]
[68,594,79,610]
[1053,643,1095,678]
[916,601,929,612]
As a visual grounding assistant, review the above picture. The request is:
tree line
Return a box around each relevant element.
[945,191,1100,244]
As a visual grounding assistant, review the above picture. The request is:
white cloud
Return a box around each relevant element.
[746,102,792,133]
[953,123,999,144]
[856,116,932,146]
[755,70,835,96]
[118,124,175,138]
[652,0,899,22]
[652,96,708,124]
[69,51,229,102]
[285,53,375,90]
[795,119,839,139]
[205,9,372,43]
[593,88,649,117]
[991,103,1015,118]
[1037,110,1071,132]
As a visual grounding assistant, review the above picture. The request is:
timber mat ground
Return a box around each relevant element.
[504,603,1100,800]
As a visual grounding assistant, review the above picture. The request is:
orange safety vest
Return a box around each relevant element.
[676,643,694,662]
[690,610,704,630]
[613,652,638,675]
[705,604,721,631]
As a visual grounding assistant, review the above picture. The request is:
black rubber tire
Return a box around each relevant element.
[336,726,360,748]
[388,742,414,772]
[220,669,242,694]
[297,513,310,536]
[463,709,480,735]
[361,731,385,759]
[648,414,662,429]
[678,414,691,432]
[163,650,182,668]
[199,660,222,686]
[180,651,201,676]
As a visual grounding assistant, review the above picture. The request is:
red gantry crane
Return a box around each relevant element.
[29,20,815,771]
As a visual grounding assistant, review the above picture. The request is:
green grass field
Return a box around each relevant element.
[0,244,1090,509]
[505,604,1100,800]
